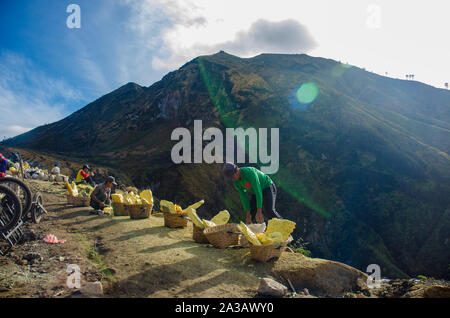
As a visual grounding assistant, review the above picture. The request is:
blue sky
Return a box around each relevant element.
[1,0,449,139]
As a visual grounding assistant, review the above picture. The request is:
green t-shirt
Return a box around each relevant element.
[233,167,273,211]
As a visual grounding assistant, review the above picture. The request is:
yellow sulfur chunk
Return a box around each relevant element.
[139,190,153,204]
[65,182,74,196]
[175,204,183,213]
[265,219,296,241]
[71,182,79,196]
[182,200,205,213]
[160,200,171,212]
[111,194,124,203]
[256,233,274,245]
[210,210,230,225]
[104,206,113,214]
[257,232,284,245]
[237,222,262,246]
[186,207,204,229]
[167,202,177,214]
[202,219,216,229]
[267,231,284,242]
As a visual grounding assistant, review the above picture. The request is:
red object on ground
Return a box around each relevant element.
[43,234,66,244]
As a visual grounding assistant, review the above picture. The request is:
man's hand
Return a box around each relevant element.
[99,202,105,208]
[246,210,252,224]
[255,208,264,223]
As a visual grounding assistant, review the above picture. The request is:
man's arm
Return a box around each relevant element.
[236,185,250,212]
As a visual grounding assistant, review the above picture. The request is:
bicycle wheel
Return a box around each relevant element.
[31,192,45,223]
[0,185,22,232]
[0,177,32,217]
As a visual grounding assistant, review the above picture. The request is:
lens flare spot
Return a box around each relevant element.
[296,82,319,104]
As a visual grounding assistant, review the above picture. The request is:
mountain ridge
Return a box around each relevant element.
[3,51,450,279]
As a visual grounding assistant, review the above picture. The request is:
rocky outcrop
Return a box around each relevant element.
[269,252,369,297]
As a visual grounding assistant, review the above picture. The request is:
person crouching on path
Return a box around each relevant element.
[222,162,282,224]
[90,176,117,214]
[76,164,95,186]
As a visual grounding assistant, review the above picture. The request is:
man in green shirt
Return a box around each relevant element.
[223,162,282,224]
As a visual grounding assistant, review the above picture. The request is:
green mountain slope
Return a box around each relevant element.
[3,51,450,279]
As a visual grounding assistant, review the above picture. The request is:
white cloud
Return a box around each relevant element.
[128,0,320,71]
[126,0,449,88]
[0,52,84,139]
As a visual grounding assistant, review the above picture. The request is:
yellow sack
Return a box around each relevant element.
[202,219,216,229]
[237,222,262,246]
[211,210,230,225]
[139,190,153,204]
[265,219,296,242]
[111,194,123,203]
[186,207,204,229]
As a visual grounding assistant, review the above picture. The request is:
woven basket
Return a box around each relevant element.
[112,202,128,216]
[203,224,240,249]
[66,195,90,207]
[192,225,209,244]
[163,212,188,228]
[239,223,267,247]
[250,236,293,262]
[125,204,153,219]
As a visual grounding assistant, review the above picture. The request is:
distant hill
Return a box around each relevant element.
[3,51,450,279]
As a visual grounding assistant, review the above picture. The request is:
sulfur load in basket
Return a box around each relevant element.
[122,189,154,219]
[239,223,266,247]
[238,219,296,262]
[159,199,190,228]
[185,207,233,244]
[111,194,128,216]
[65,182,92,207]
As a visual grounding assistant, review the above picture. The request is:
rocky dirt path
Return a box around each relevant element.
[0,180,268,298]
[1,180,449,298]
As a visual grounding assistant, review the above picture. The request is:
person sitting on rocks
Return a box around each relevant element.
[76,164,95,186]
[0,153,8,178]
[51,162,61,175]
[90,176,117,215]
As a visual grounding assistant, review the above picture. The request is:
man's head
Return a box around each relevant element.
[223,162,240,181]
[104,176,117,188]
[83,164,90,172]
